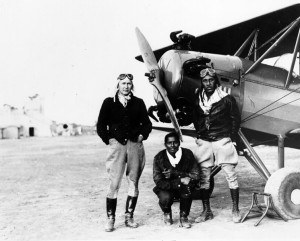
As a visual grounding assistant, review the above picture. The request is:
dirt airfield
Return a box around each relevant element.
[1,130,300,241]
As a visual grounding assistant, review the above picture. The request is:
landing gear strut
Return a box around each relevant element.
[239,129,300,220]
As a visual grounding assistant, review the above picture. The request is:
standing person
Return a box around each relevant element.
[153,132,200,228]
[193,67,242,223]
[97,73,152,232]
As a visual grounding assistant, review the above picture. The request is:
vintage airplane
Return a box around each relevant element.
[135,4,300,221]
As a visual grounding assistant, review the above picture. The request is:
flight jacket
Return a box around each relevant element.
[193,94,241,142]
[153,148,200,193]
[97,93,152,145]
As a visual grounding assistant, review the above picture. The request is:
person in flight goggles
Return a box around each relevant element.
[97,73,152,232]
[192,67,242,223]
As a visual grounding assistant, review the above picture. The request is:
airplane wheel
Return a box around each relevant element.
[264,167,300,219]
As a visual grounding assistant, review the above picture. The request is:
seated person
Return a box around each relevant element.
[153,132,200,228]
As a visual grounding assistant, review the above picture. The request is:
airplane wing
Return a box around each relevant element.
[136,4,300,62]
[151,122,197,139]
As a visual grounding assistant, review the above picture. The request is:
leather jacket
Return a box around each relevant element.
[193,94,241,142]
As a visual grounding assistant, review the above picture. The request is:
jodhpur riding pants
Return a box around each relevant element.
[194,137,239,189]
[105,138,146,199]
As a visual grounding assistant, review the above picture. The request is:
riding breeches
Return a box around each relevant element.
[105,138,145,198]
[194,137,239,189]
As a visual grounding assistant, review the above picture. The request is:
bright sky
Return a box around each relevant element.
[0,0,299,125]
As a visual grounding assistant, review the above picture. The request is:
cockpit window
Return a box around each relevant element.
[264,54,299,78]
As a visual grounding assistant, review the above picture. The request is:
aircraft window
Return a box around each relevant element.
[270,54,299,78]
[260,55,299,88]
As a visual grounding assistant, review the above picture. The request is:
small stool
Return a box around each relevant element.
[241,192,288,226]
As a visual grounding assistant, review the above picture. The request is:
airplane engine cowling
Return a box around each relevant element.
[155,50,209,126]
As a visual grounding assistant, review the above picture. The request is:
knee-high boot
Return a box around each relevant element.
[159,200,173,225]
[105,198,117,232]
[230,188,242,223]
[125,196,139,228]
[195,189,213,223]
[158,192,173,225]
[179,197,192,228]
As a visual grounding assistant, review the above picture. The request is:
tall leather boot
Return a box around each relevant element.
[125,196,139,228]
[230,188,242,223]
[159,198,173,225]
[105,198,117,232]
[195,189,213,223]
[163,211,173,225]
[179,197,192,228]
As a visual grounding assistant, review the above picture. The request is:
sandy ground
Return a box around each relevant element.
[1,130,300,241]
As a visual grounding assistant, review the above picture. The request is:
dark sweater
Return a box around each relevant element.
[153,148,200,192]
[97,93,152,145]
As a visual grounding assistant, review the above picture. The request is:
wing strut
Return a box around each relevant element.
[244,17,300,76]
[238,130,271,181]
[234,29,258,58]
[247,30,259,61]
[284,27,300,88]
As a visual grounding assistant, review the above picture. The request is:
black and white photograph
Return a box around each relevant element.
[1,0,300,240]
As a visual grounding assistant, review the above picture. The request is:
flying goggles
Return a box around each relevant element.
[200,68,216,78]
[117,74,133,81]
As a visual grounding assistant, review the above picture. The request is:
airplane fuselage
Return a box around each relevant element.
[157,50,300,136]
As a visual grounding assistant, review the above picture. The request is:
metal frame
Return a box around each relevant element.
[238,130,271,181]
[247,30,259,61]
[241,192,288,226]
[238,129,289,182]
[284,27,300,88]
[234,29,259,58]
[244,17,300,76]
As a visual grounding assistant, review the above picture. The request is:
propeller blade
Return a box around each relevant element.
[135,27,183,141]
[135,27,159,71]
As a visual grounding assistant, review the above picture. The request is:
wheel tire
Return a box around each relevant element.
[264,167,300,220]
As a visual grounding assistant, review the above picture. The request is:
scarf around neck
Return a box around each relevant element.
[117,92,132,107]
[166,147,182,167]
[199,87,228,115]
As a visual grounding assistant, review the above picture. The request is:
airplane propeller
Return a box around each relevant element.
[135,27,183,141]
